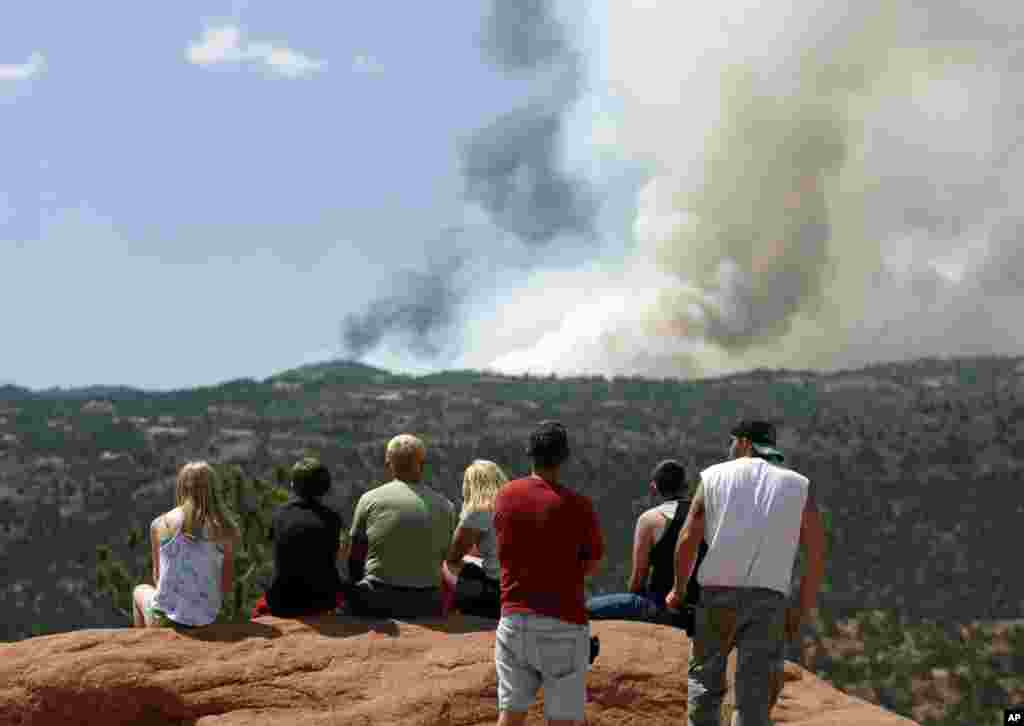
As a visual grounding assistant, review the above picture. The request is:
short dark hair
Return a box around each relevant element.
[291,458,331,499]
[527,420,570,468]
[651,459,686,497]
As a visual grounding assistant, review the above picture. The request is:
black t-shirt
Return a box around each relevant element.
[265,497,344,615]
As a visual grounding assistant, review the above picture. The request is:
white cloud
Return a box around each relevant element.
[186,26,243,66]
[186,25,325,78]
[352,54,384,75]
[0,52,46,82]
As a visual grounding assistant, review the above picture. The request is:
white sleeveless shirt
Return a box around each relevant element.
[697,457,808,597]
[152,514,225,626]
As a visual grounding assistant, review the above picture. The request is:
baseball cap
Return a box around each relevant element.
[730,420,785,462]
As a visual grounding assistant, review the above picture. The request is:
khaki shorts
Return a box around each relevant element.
[495,614,590,722]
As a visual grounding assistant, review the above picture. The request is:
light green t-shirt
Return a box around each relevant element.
[350,479,457,588]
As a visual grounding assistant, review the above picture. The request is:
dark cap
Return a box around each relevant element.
[730,420,777,445]
[731,420,785,462]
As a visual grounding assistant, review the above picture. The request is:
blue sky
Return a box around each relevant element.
[10,1,1014,390]
[1,1,613,389]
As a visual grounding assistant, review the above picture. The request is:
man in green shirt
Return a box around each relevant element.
[347,434,457,618]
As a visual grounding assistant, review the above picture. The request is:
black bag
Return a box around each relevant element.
[454,561,501,619]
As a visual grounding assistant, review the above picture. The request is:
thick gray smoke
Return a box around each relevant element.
[462,101,596,245]
[460,0,1024,379]
[478,0,569,72]
[341,244,466,359]
[464,0,593,245]
[341,0,594,359]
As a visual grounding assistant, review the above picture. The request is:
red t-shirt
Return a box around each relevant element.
[493,475,604,625]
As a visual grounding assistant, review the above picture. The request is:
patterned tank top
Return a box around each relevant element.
[152,515,225,627]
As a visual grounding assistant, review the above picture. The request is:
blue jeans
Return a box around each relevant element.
[586,592,661,621]
[586,592,695,635]
[688,587,787,726]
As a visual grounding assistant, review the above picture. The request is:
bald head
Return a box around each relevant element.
[386,434,426,483]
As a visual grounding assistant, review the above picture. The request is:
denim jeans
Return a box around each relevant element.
[587,592,695,634]
[687,587,787,726]
[586,592,661,621]
[495,613,590,722]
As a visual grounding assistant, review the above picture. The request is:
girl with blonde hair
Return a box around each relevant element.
[444,460,507,618]
[132,461,239,628]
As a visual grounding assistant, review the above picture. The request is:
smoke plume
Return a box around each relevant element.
[341,0,595,359]
[341,243,467,359]
[473,0,1024,378]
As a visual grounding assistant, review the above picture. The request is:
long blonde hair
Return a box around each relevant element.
[175,461,239,543]
[460,460,508,519]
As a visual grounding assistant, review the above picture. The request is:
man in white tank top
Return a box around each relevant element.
[665,420,826,726]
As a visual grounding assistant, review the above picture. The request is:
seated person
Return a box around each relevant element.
[346,434,457,618]
[133,461,239,628]
[585,459,707,634]
[253,459,347,618]
[442,459,507,618]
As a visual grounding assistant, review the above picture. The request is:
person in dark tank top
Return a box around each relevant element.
[585,459,707,634]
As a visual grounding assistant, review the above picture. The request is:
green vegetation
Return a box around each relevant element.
[95,465,290,625]
[7,353,1024,721]
[88,459,1023,724]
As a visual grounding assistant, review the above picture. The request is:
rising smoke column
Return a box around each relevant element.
[341,241,467,359]
[341,0,595,360]
[635,1,1024,373]
[482,0,1024,378]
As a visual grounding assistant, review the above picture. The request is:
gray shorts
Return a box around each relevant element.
[495,613,590,722]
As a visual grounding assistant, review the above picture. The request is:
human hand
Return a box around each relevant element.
[665,588,682,611]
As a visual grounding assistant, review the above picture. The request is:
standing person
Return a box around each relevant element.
[586,459,708,634]
[132,461,239,628]
[666,421,826,726]
[252,458,347,618]
[346,434,457,618]
[444,459,508,619]
[492,421,604,726]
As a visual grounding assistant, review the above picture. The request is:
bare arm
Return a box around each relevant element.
[149,517,162,585]
[337,530,350,562]
[798,482,826,614]
[446,525,482,570]
[672,482,706,594]
[220,537,234,596]
[628,513,655,593]
[582,497,605,578]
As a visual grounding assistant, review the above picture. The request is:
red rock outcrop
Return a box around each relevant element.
[0,617,919,725]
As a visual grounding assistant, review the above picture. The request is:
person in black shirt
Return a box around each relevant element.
[253,459,347,618]
[585,459,707,634]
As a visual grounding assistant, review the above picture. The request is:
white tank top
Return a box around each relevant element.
[697,458,808,596]
[152,515,225,626]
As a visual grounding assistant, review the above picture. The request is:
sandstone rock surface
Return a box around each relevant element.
[0,617,919,725]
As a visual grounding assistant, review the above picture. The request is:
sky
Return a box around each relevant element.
[4,1,1024,390]
[2,1,567,388]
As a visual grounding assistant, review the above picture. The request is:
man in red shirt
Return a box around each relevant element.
[493,421,605,726]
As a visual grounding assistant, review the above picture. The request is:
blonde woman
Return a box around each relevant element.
[132,461,239,628]
[444,459,507,618]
